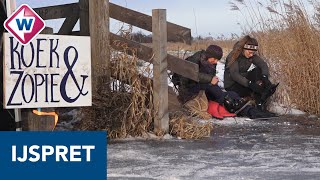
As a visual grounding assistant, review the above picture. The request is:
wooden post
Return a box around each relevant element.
[23,27,55,131]
[79,0,89,36]
[88,0,110,94]
[152,9,169,134]
[5,0,22,131]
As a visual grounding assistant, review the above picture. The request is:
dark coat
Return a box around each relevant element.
[180,50,216,88]
[175,50,217,103]
[224,52,269,89]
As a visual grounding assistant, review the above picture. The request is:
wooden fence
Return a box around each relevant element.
[29,0,199,133]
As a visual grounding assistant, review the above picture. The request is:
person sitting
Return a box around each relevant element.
[224,35,279,111]
[172,45,274,119]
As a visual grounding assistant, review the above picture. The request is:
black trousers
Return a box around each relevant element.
[189,84,240,104]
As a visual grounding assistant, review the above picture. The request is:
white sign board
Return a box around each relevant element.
[3,33,92,109]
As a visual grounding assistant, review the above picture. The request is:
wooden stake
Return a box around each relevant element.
[5,0,22,131]
[152,9,169,134]
[88,0,110,94]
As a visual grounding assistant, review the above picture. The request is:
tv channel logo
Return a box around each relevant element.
[4,4,45,45]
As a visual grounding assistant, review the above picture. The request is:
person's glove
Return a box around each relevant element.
[261,74,272,88]
[248,80,264,94]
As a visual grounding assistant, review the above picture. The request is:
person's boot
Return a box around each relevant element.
[255,100,266,111]
[223,95,248,113]
[248,107,277,119]
[207,101,224,120]
[260,83,280,104]
[218,105,236,117]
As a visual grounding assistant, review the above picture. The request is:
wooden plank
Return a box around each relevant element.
[89,0,110,94]
[109,73,181,112]
[152,9,169,134]
[167,54,199,82]
[23,108,56,131]
[79,0,90,36]
[72,31,198,81]
[110,33,198,81]
[58,15,78,35]
[6,0,22,131]
[33,2,191,43]
[110,32,153,61]
[33,3,79,20]
[110,3,191,44]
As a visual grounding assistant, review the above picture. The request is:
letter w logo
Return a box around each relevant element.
[15,18,35,32]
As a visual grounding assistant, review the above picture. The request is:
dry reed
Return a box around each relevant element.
[80,25,154,138]
[169,112,213,139]
[231,0,320,114]
[79,26,214,139]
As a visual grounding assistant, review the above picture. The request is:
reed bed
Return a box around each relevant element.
[230,0,320,114]
[169,112,213,139]
[80,28,155,138]
[80,27,214,139]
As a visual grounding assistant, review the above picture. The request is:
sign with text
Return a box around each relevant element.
[0,131,107,180]
[3,33,92,109]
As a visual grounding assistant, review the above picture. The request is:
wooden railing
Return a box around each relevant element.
[33,1,198,81]
[32,0,199,133]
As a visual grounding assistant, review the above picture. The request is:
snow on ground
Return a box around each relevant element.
[55,103,308,132]
[269,102,305,115]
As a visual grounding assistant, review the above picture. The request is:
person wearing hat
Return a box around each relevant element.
[224,35,278,111]
[172,44,249,119]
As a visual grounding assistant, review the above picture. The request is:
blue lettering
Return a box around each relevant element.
[21,74,35,103]
[34,74,45,103]
[50,39,59,68]
[45,74,49,102]
[16,18,34,31]
[60,46,88,103]
[50,74,60,103]
[7,71,23,106]
[36,39,47,68]
[10,37,21,69]
[21,42,34,67]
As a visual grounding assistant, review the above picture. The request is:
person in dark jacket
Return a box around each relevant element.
[224,35,278,111]
[0,1,16,131]
[173,45,275,119]
[172,45,245,119]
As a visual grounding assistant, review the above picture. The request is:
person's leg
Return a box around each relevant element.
[247,67,279,111]
[202,84,226,104]
[240,105,277,119]
[225,83,252,98]
[223,91,248,113]
[247,67,266,109]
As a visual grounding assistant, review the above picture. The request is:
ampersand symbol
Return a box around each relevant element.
[60,46,88,103]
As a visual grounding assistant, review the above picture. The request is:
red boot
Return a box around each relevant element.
[218,105,236,117]
[208,101,224,120]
